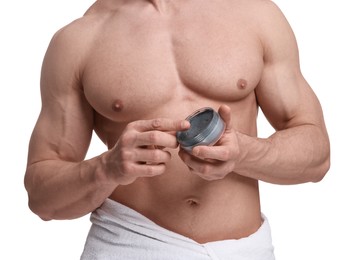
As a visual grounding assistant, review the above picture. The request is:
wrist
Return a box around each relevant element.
[233,132,273,175]
[91,151,118,185]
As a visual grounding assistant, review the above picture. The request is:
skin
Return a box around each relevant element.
[25,0,330,243]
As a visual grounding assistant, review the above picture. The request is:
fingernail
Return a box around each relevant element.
[182,120,190,129]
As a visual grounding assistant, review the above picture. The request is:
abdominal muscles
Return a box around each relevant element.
[110,149,262,243]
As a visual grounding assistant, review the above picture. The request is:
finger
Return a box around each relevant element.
[179,149,208,169]
[136,148,172,164]
[179,149,231,180]
[181,153,224,178]
[192,145,231,161]
[136,131,179,148]
[218,105,232,131]
[132,118,190,132]
[130,163,167,177]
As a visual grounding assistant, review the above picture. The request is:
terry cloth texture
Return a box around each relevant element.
[81,199,275,260]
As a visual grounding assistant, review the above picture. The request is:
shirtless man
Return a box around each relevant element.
[25,0,330,259]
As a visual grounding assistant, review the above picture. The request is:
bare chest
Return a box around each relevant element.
[82,5,263,123]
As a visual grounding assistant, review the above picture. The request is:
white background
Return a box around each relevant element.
[1,0,354,259]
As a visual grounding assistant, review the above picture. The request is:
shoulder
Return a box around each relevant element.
[43,3,116,78]
[247,0,285,15]
[46,0,124,57]
[46,0,126,57]
[47,12,103,55]
[247,1,298,63]
[230,0,284,15]
[229,0,293,41]
[241,0,291,32]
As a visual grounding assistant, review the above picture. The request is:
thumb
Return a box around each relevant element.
[218,104,232,131]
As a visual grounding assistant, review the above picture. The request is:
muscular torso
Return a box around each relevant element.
[82,0,263,243]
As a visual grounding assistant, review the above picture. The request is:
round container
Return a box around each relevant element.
[176,107,225,152]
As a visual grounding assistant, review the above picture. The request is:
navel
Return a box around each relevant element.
[185,198,200,208]
[237,79,248,90]
[112,99,124,112]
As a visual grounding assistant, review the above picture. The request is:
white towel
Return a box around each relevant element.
[81,199,275,260]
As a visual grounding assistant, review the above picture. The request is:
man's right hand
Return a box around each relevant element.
[103,118,190,185]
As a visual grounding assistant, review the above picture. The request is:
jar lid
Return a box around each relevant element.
[176,107,225,152]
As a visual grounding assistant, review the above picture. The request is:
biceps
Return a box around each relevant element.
[256,67,325,131]
[28,95,93,165]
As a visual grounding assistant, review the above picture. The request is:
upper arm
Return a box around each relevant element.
[255,1,327,133]
[27,21,94,166]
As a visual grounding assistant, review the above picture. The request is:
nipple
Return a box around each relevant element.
[112,99,124,112]
[237,79,248,90]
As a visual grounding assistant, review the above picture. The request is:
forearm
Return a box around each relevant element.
[24,153,117,220]
[236,125,330,184]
